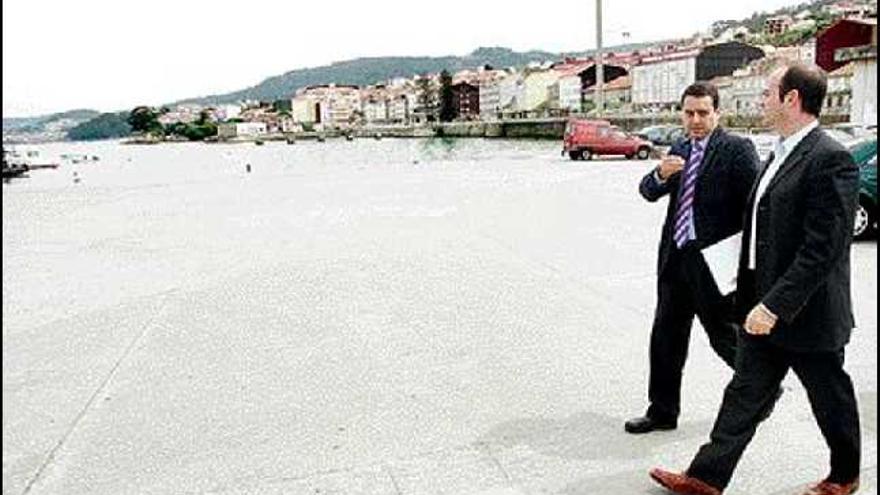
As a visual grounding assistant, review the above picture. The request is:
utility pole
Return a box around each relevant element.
[595,0,604,116]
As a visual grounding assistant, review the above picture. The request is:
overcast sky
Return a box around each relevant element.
[3,0,810,117]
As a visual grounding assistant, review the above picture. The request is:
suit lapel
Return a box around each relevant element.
[696,128,723,179]
[746,152,775,209]
[764,127,822,194]
[740,150,777,272]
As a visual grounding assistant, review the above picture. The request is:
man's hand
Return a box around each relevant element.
[657,155,685,180]
[744,303,778,335]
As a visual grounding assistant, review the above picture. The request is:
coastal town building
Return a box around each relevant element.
[552,61,592,112]
[213,104,243,122]
[409,74,440,124]
[360,85,390,124]
[239,107,284,133]
[726,55,789,116]
[516,69,561,115]
[836,42,878,125]
[708,75,735,112]
[556,72,585,112]
[386,92,411,123]
[451,82,480,120]
[716,26,751,43]
[480,71,523,120]
[583,75,633,111]
[217,122,267,139]
[765,15,794,35]
[631,41,764,110]
[826,63,855,117]
[824,1,876,18]
[290,84,361,128]
[157,105,203,126]
[816,17,877,71]
[291,96,318,126]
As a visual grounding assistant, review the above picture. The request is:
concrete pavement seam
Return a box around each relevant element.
[477,441,517,487]
[383,462,404,495]
[19,289,179,495]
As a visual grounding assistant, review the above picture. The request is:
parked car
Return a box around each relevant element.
[635,124,684,146]
[731,130,777,161]
[831,122,877,140]
[849,137,878,239]
[563,119,653,160]
[826,128,859,146]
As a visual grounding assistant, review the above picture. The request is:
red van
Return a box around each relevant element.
[563,119,653,161]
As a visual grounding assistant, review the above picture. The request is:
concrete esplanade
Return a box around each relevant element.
[3,143,876,495]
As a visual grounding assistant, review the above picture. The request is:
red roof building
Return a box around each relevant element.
[816,18,877,71]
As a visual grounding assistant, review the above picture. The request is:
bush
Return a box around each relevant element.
[67,113,132,141]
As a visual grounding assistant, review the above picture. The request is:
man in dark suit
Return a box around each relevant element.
[626,82,760,434]
[650,63,861,495]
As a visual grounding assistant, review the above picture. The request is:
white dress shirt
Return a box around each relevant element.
[748,120,819,269]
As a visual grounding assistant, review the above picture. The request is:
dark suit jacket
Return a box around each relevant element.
[737,127,859,352]
[640,127,759,277]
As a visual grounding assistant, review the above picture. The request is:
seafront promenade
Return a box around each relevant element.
[3,139,876,494]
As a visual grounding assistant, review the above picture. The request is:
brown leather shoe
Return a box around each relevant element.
[801,478,860,495]
[649,468,722,495]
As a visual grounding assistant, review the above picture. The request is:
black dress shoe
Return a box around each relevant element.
[625,415,677,434]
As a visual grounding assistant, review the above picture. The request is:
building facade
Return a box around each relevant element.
[837,44,878,125]
[451,82,480,120]
[816,18,877,72]
[632,42,764,109]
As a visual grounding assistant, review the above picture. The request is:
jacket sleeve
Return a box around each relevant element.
[762,149,859,323]
[639,169,672,202]
[639,140,687,202]
[730,137,760,206]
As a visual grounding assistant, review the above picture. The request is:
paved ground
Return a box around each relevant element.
[3,142,877,494]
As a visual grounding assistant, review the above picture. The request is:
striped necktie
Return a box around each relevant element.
[673,141,705,248]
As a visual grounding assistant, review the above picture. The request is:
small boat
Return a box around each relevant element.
[61,153,99,165]
[5,147,58,171]
[2,149,29,179]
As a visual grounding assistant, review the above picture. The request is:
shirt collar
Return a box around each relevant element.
[776,119,819,158]
[691,133,711,151]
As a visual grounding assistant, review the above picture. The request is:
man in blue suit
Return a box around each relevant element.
[626,82,760,434]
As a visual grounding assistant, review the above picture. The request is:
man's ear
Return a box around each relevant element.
[785,89,800,108]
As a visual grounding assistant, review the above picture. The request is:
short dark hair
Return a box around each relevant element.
[779,63,827,117]
[680,82,720,110]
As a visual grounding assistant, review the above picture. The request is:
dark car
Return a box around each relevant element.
[848,137,878,239]
[635,125,684,146]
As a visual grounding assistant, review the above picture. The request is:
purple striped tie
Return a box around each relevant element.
[673,141,705,248]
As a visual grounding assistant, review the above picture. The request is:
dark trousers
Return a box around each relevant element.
[687,332,861,488]
[687,273,861,489]
[647,245,738,421]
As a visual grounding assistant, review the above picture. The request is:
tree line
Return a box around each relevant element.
[67,69,458,141]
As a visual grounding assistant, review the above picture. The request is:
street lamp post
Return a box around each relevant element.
[595,0,604,117]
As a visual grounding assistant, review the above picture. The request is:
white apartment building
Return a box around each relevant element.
[291,84,361,127]
[631,49,700,109]
[557,74,583,111]
[217,122,268,139]
[838,45,878,125]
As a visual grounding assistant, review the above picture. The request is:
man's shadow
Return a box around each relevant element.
[476,411,712,462]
